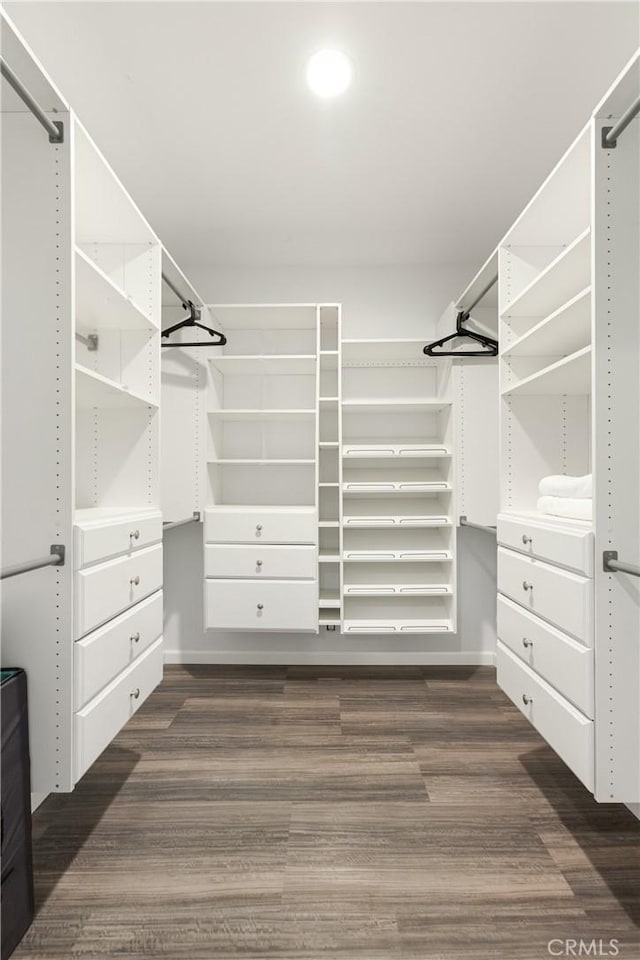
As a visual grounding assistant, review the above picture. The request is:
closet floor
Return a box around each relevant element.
[18,665,640,960]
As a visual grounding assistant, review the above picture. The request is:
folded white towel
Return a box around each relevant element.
[538,474,592,500]
[537,496,592,522]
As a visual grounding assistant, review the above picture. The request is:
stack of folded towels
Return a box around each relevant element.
[537,474,592,521]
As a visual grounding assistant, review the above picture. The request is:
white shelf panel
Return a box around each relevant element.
[499,509,592,534]
[75,364,158,409]
[319,397,340,403]
[74,506,161,524]
[502,346,591,397]
[503,288,591,359]
[343,517,452,528]
[208,458,315,465]
[319,592,341,608]
[343,550,453,562]
[319,612,341,625]
[343,619,454,634]
[209,355,316,375]
[319,521,340,528]
[343,482,452,496]
[503,228,591,319]
[207,409,315,421]
[207,305,317,330]
[319,441,340,448]
[319,553,340,563]
[342,339,435,366]
[342,399,450,413]
[75,247,156,332]
[344,584,452,597]
[342,442,451,459]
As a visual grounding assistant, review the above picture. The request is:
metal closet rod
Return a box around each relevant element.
[603,551,640,578]
[0,57,64,143]
[163,512,201,531]
[162,272,198,309]
[1,545,65,581]
[458,273,498,317]
[460,515,497,535]
[602,95,640,148]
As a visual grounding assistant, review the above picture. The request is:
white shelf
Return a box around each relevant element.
[319,482,340,487]
[342,338,434,365]
[502,346,591,396]
[503,287,591,358]
[319,611,341,626]
[74,506,160,524]
[208,458,315,465]
[342,442,451,459]
[499,509,592,533]
[344,584,452,597]
[343,516,452,528]
[319,397,340,403]
[207,409,315,421]
[343,550,453,562]
[75,247,156,332]
[342,399,450,413]
[75,364,158,409]
[502,228,591,319]
[208,305,317,330]
[319,553,341,563]
[343,619,454,634]
[319,592,341,609]
[209,355,316,375]
[343,481,451,496]
[319,441,340,448]
[319,521,340,528]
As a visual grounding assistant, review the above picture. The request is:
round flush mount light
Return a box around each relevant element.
[306,49,353,98]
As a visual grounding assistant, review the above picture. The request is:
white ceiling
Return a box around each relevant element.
[5,1,639,269]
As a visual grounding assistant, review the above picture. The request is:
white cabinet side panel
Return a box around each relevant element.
[455,361,499,527]
[161,336,206,520]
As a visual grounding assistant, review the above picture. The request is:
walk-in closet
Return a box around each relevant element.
[1,3,639,959]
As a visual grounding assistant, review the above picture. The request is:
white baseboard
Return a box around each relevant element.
[31,791,48,812]
[163,649,497,667]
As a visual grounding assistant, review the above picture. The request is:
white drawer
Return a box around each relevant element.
[205,578,318,632]
[204,507,316,544]
[74,511,162,568]
[497,641,593,791]
[497,513,593,575]
[205,544,316,580]
[497,595,594,716]
[74,635,163,782]
[75,544,163,638]
[74,591,163,709]
[497,547,592,642]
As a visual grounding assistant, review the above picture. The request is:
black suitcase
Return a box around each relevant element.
[1,669,35,959]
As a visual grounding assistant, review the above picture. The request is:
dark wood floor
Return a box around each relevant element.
[16,665,640,959]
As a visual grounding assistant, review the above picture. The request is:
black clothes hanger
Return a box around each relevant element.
[161,300,227,347]
[423,310,498,357]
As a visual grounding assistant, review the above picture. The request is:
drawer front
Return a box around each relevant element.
[74,591,163,709]
[497,641,593,791]
[497,595,594,716]
[74,513,162,568]
[75,544,163,638]
[497,514,593,575]
[205,579,318,631]
[205,544,316,580]
[204,509,316,545]
[74,636,163,782]
[497,547,592,642]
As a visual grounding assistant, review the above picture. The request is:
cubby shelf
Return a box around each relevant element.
[342,442,451,459]
[343,551,453,562]
[75,363,158,409]
[502,287,591,358]
[319,553,341,563]
[343,585,453,597]
[343,517,452,528]
[207,409,315,421]
[343,620,454,634]
[76,247,157,332]
[208,355,316,375]
[502,228,591,319]
[319,520,340,528]
[342,482,452,496]
[342,399,450,413]
[207,458,315,465]
[502,345,592,396]
[319,592,341,608]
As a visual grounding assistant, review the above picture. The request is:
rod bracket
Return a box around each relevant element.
[603,550,618,572]
[49,120,64,144]
[601,126,616,149]
[50,544,66,566]
[193,511,201,522]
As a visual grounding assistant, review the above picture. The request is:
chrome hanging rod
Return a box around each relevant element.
[602,95,640,148]
[0,57,63,143]
[603,551,640,578]
[163,512,201,531]
[75,332,98,351]
[1,545,65,581]
[162,272,195,308]
[459,274,498,316]
[460,516,497,535]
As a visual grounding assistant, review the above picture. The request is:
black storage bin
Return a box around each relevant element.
[1,669,34,959]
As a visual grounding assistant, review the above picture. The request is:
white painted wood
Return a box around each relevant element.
[74,591,163,708]
[74,636,163,782]
[204,506,316,544]
[209,355,316,376]
[342,441,451,458]
[205,579,318,632]
[204,544,316,580]
[497,641,593,791]
[497,595,593,716]
[75,544,163,638]
[502,288,591,359]
[74,509,162,569]
[503,228,591,320]
[497,547,593,643]
[75,247,157,332]
[497,513,593,576]
[502,345,591,397]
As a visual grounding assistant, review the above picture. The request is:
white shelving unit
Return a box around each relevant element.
[317,306,343,626]
[340,338,456,634]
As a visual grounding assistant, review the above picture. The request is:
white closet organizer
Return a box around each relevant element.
[341,339,456,634]
[2,13,163,794]
[203,305,322,633]
[496,52,640,803]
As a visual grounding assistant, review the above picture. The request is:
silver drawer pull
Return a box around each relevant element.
[256,524,263,532]
[257,603,264,610]
[131,688,140,700]
[256,560,263,567]
[522,534,532,545]
[522,694,533,706]
[130,529,140,540]
[130,632,140,643]
[522,637,533,648]
[130,575,140,586]
[522,581,533,591]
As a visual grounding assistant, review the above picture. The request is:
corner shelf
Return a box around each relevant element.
[502,288,591,359]
[502,345,591,396]
[75,363,158,409]
[502,228,591,319]
[76,248,157,333]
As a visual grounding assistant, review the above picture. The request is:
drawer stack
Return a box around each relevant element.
[73,510,164,781]
[204,506,318,632]
[496,513,595,791]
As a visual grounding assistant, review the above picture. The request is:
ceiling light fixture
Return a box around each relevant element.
[306,49,352,98]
